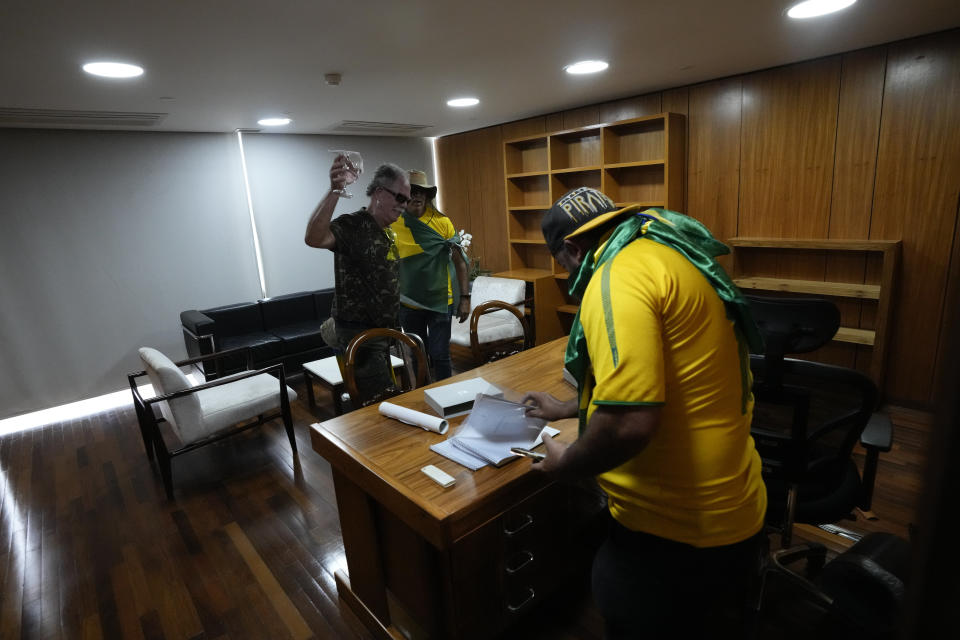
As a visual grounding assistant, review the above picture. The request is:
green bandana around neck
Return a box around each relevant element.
[564,208,764,434]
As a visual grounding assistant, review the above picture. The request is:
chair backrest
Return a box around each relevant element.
[139,347,203,442]
[342,328,429,409]
[746,297,878,545]
[747,295,840,387]
[469,300,531,363]
[470,276,526,316]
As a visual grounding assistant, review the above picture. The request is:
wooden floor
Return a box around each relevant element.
[0,373,929,639]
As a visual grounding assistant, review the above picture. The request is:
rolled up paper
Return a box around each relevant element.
[379,402,449,435]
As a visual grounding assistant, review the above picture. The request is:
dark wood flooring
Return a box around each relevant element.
[0,372,928,639]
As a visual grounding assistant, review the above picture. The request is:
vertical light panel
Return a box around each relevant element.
[236,130,268,298]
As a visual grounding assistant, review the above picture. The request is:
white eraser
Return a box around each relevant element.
[421,464,456,488]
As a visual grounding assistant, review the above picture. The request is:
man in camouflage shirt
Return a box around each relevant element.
[305,158,411,402]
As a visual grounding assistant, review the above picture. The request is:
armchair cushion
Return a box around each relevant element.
[450,276,527,347]
[204,302,265,341]
[270,321,326,355]
[219,332,283,364]
[260,291,317,329]
[139,347,202,442]
[450,314,524,346]
[198,373,298,435]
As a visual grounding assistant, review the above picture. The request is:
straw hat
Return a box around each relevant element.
[408,170,438,200]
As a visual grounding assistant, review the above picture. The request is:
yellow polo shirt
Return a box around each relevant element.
[579,238,767,547]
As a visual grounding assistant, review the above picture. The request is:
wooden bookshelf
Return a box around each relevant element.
[501,112,686,343]
[729,237,901,390]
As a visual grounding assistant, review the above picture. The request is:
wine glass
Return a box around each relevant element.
[329,150,363,198]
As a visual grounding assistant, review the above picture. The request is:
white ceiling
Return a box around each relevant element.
[2,0,958,137]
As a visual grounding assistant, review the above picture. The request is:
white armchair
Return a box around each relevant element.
[128,346,298,499]
[450,276,531,364]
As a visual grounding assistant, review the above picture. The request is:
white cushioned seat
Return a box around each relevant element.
[139,347,297,445]
[450,276,526,347]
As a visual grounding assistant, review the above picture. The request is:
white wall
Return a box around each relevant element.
[0,128,432,419]
[241,133,433,294]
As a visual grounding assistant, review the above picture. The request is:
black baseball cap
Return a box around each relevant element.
[541,187,637,255]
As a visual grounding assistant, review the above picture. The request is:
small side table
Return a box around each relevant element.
[303,354,404,416]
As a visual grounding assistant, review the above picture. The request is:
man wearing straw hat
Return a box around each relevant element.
[389,170,470,380]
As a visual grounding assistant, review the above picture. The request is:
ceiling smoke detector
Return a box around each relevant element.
[324,73,342,86]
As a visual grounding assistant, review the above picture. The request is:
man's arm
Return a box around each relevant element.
[535,405,660,481]
[304,156,350,250]
[452,249,470,322]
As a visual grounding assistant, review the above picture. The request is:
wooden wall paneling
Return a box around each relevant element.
[501,117,547,141]
[599,93,661,124]
[437,135,472,267]
[870,31,960,404]
[933,194,960,396]
[662,88,690,211]
[687,77,743,271]
[828,47,888,369]
[739,57,841,284]
[478,127,509,273]
[545,113,563,131]
[561,105,600,130]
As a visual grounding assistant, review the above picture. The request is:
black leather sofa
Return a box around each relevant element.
[180,289,334,379]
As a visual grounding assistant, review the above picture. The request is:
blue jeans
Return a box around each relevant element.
[399,305,453,380]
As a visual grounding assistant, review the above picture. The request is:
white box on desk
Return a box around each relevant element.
[424,377,502,418]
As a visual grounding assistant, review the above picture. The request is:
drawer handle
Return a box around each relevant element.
[503,513,533,536]
[505,551,534,574]
[506,587,536,613]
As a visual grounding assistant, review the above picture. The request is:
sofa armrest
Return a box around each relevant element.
[181,310,216,359]
[181,309,214,336]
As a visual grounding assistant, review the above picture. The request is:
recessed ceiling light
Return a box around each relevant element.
[787,0,856,19]
[564,60,609,75]
[447,97,479,107]
[257,117,291,126]
[82,61,144,78]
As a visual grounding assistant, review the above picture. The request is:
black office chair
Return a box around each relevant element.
[747,296,885,547]
[758,531,911,639]
[746,296,907,638]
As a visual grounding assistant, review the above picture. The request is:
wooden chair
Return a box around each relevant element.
[128,346,297,499]
[467,300,531,363]
[342,328,429,409]
[450,275,530,365]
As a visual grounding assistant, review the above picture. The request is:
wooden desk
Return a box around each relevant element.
[310,339,604,640]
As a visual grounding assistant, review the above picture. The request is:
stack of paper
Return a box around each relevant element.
[431,394,559,470]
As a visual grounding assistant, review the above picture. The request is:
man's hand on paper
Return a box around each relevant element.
[521,391,577,422]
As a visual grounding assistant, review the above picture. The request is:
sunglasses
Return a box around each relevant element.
[379,186,409,206]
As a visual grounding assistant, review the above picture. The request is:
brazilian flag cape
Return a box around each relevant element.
[397,207,469,313]
[565,207,764,435]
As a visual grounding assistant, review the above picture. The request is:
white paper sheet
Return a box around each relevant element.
[429,394,560,469]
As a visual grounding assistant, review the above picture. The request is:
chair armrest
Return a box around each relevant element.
[860,412,893,452]
[172,345,253,369]
[142,362,285,405]
[127,346,256,392]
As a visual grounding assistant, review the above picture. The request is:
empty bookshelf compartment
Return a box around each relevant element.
[603,117,665,165]
[505,136,549,175]
[603,165,665,204]
[507,174,550,207]
[550,128,602,171]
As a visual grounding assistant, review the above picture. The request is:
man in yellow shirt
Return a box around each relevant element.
[523,187,767,638]
[390,171,470,380]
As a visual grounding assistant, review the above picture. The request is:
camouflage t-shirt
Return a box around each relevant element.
[329,208,400,328]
